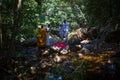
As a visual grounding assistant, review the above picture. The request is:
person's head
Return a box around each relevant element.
[64,20,67,23]
[48,24,50,27]
[41,25,44,28]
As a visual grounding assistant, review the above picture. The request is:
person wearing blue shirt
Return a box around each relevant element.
[62,20,69,43]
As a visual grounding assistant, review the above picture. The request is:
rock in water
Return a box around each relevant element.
[60,49,68,54]
[64,62,75,73]
[21,38,37,47]
[45,73,55,80]
[80,47,90,54]
[57,76,62,80]
[54,54,62,63]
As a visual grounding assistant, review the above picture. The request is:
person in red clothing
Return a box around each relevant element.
[54,42,67,49]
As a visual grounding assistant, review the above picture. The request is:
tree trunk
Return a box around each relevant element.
[0,13,2,49]
[108,0,112,17]
[116,0,120,25]
[10,0,22,54]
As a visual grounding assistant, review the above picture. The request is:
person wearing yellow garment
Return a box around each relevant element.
[37,25,47,48]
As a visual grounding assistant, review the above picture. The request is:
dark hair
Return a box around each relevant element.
[48,24,50,27]
[64,20,67,23]
[41,25,43,28]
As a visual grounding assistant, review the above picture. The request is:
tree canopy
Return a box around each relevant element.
[0,0,120,50]
[0,0,120,80]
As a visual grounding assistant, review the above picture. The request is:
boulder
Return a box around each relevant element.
[76,28,88,40]
[21,38,37,47]
[105,30,120,43]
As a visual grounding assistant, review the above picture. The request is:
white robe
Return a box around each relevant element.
[46,27,50,46]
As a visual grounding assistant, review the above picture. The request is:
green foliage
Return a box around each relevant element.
[82,0,120,26]
[1,0,87,42]
[1,0,120,42]
[1,0,42,42]
[82,0,109,25]
[18,0,42,40]
[40,0,85,30]
[0,0,17,10]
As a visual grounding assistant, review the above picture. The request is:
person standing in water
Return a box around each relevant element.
[59,24,64,39]
[46,24,51,47]
[62,20,69,43]
[37,25,47,48]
